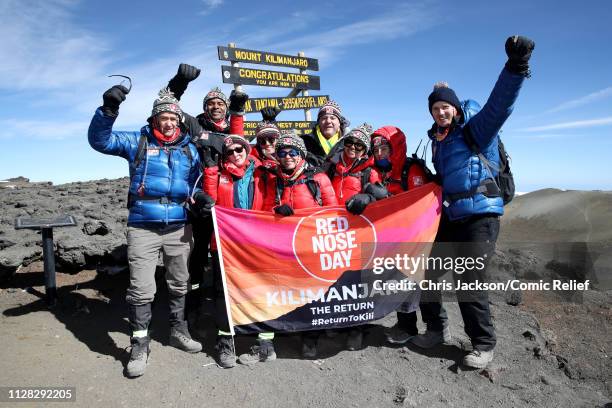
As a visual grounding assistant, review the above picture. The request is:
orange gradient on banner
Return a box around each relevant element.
[292,208,377,282]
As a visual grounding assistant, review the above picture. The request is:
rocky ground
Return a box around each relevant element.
[0,179,611,407]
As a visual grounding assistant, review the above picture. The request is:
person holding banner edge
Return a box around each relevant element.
[412,35,535,369]
[203,134,276,368]
[271,130,339,358]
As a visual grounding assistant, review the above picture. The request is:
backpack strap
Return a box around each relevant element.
[360,167,372,192]
[275,169,322,206]
[444,124,501,204]
[133,132,148,169]
[400,159,412,191]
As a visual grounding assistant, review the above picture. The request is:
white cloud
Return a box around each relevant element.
[267,3,438,65]
[200,0,224,15]
[0,0,111,90]
[517,117,612,132]
[545,86,612,114]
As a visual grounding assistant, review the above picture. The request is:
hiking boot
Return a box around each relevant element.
[385,324,417,345]
[215,336,236,368]
[302,337,318,359]
[410,327,452,349]
[126,336,150,378]
[169,322,202,353]
[346,328,363,351]
[238,339,277,365]
[463,349,494,368]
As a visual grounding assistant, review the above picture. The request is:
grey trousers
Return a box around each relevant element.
[126,224,193,305]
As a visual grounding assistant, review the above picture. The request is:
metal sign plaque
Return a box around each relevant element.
[244,95,330,113]
[15,215,77,230]
[218,46,319,71]
[222,66,320,90]
[243,121,316,138]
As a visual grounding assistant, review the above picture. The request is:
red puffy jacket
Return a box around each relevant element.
[372,126,430,195]
[274,168,338,210]
[204,157,274,211]
[329,153,381,204]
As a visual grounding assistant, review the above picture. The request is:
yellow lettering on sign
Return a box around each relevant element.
[238,68,310,85]
[234,50,262,62]
[264,54,308,69]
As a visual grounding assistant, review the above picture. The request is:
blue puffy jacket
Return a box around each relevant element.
[429,68,525,221]
[88,108,201,225]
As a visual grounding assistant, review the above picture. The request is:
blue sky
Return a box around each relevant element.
[1,0,611,192]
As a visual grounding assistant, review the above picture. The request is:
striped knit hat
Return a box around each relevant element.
[276,130,307,158]
[203,87,228,110]
[317,100,342,120]
[223,134,251,156]
[345,123,373,151]
[150,87,183,122]
[256,121,281,140]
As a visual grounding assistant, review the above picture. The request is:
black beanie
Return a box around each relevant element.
[428,83,462,114]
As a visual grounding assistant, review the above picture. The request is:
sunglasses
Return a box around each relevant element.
[277,149,300,158]
[225,146,245,155]
[257,136,278,145]
[344,139,366,152]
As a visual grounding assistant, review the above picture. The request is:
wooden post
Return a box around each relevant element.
[299,51,312,121]
[228,43,243,93]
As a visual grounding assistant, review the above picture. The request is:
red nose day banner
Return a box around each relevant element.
[212,183,442,334]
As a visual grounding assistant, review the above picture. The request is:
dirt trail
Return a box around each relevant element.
[1,262,610,408]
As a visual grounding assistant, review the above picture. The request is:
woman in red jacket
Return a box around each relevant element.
[272,131,338,215]
[326,123,382,208]
[272,131,345,359]
[203,134,275,368]
[370,126,433,346]
[249,121,280,172]
[371,126,429,194]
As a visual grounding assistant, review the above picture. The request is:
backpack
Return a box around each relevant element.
[461,124,515,205]
[275,168,323,206]
[400,154,434,191]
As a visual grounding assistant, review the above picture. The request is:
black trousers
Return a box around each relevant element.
[186,216,213,315]
[419,213,500,351]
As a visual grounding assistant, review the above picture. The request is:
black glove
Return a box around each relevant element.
[364,183,390,200]
[192,191,215,217]
[261,106,281,121]
[345,193,375,215]
[167,63,201,100]
[228,90,249,116]
[274,204,294,216]
[200,146,218,168]
[101,85,129,117]
[504,35,535,77]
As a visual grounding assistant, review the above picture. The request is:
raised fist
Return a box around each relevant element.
[102,85,129,117]
[504,35,535,76]
[229,90,249,116]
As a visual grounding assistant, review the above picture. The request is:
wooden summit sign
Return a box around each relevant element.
[222,66,320,90]
[244,95,329,113]
[243,121,316,138]
[218,46,319,71]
